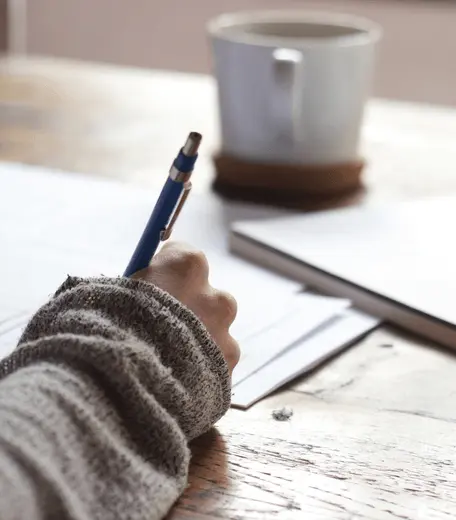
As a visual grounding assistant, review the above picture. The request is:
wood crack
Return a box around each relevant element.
[384,408,456,424]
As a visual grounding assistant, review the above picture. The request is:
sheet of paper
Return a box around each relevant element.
[0,313,30,359]
[0,162,300,317]
[232,293,350,386]
[0,307,21,325]
[231,309,380,409]
[0,163,347,365]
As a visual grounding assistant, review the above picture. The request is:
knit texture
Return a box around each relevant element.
[0,276,231,520]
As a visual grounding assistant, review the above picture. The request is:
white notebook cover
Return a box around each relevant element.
[231,197,456,349]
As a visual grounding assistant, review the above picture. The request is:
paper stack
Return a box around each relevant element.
[0,163,379,407]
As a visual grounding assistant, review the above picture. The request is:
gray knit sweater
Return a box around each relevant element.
[0,276,231,519]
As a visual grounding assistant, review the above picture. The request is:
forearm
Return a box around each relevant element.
[0,277,230,520]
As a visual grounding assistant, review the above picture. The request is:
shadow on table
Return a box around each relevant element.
[168,428,231,518]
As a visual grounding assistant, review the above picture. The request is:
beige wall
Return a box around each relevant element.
[26,0,456,105]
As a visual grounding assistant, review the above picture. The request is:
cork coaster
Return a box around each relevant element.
[213,153,366,210]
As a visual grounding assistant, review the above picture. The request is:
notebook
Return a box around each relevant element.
[230,197,456,350]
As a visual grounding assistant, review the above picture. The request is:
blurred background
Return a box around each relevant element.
[5,0,456,106]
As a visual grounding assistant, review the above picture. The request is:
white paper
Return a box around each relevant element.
[0,163,300,319]
[231,309,380,409]
[0,163,346,364]
[0,313,30,359]
[232,293,350,386]
[232,194,456,327]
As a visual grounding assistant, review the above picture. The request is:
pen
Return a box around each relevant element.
[123,131,202,277]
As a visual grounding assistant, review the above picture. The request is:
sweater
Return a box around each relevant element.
[0,276,231,520]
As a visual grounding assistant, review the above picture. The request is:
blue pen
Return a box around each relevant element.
[123,131,202,277]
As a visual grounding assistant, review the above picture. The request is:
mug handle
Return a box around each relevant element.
[271,48,303,143]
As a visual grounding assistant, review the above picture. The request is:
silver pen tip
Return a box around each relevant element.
[182,132,202,157]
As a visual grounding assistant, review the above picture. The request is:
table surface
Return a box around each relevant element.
[2,56,456,519]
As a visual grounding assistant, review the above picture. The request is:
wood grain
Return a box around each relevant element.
[2,56,456,519]
[171,329,456,519]
[1,56,456,198]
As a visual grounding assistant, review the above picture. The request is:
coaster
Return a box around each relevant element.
[212,153,366,210]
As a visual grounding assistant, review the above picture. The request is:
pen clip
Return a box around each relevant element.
[160,182,192,241]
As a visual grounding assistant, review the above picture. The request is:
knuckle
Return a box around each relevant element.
[218,291,238,323]
[167,249,209,279]
[225,337,241,369]
[209,290,237,325]
[182,250,209,275]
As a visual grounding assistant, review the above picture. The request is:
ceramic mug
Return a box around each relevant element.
[208,11,381,165]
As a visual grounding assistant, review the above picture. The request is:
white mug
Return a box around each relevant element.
[208,11,381,165]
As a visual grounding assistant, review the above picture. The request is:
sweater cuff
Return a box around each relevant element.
[1,276,232,440]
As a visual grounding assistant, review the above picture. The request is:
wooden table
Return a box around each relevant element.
[2,56,456,519]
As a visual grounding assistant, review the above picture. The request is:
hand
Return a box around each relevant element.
[132,241,240,374]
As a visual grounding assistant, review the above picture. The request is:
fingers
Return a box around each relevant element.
[151,241,239,328]
[152,241,209,286]
[201,288,238,328]
[132,240,240,375]
[219,335,241,375]
[197,289,239,375]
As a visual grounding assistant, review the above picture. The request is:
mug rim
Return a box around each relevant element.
[207,10,382,48]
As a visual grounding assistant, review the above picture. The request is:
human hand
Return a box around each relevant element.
[132,241,240,374]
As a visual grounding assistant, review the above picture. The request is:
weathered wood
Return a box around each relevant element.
[1,57,456,519]
[168,329,456,519]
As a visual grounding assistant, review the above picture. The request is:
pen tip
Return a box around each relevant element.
[182,132,202,157]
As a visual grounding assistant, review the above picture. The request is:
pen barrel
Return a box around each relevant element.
[123,177,184,277]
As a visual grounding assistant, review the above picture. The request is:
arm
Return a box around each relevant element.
[0,244,237,520]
